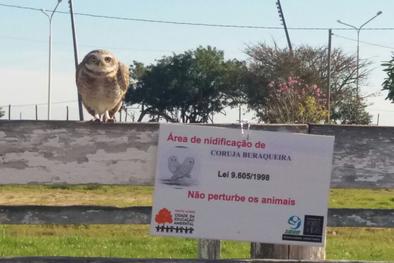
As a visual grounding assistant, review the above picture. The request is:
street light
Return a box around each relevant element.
[41,0,62,120]
[337,11,382,95]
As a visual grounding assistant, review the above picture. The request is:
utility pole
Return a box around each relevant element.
[68,0,84,121]
[327,29,332,123]
[276,0,292,52]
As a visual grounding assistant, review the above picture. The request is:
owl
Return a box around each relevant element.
[170,157,195,181]
[76,49,130,122]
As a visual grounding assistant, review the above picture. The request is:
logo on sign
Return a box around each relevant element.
[288,215,302,230]
[155,208,173,224]
[282,215,324,243]
[283,215,302,235]
[154,208,196,235]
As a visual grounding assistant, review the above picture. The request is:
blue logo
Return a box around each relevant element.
[288,216,302,230]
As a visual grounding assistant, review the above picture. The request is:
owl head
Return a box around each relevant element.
[82,49,119,74]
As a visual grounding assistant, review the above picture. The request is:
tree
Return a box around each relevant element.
[262,76,327,123]
[382,54,394,102]
[244,43,372,124]
[125,46,248,123]
[0,107,4,118]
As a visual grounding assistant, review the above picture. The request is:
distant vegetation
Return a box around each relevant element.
[126,44,372,124]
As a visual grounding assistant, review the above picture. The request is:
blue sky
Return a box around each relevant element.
[0,0,393,124]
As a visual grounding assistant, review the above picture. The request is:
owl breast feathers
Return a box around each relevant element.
[76,49,130,122]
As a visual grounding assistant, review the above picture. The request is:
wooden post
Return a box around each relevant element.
[35,105,38,120]
[251,243,325,260]
[197,239,220,259]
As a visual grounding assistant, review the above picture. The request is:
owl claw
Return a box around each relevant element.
[106,118,116,123]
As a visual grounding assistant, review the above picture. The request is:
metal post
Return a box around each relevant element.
[8,104,11,120]
[66,106,69,121]
[337,11,382,97]
[377,113,380,126]
[68,0,84,121]
[35,105,38,120]
[356,29,360,97]
[48,20,52,120]
[238,104,242,123]
[327,29,332,123]
[40,0,62,120]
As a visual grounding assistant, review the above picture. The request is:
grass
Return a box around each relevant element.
[0,185,392,260]
[0,185,393,208]
[326,228,394,261]
[0,185,153,207]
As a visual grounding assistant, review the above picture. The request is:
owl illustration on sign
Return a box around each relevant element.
[168,156,195,181]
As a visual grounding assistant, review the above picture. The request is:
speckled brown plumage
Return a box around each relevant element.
[76,49,130,122]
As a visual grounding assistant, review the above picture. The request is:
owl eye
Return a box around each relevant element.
[104,56,112,63]
[90,56,98,63]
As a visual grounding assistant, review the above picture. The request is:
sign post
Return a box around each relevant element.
[151,124,334,247]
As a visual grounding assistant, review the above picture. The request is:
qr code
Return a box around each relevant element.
[303,215,324,236]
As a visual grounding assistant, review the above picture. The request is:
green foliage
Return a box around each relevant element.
[330,95,371,125]
[382,54,394,102]
[245,43,372,124]
[125,46,248,123]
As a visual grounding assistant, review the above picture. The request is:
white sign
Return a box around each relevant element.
[151,124,334,246]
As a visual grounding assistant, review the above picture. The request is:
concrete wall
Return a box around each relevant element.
[0,121,393,188]
[310,124,394,188]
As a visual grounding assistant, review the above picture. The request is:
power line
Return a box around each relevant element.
[333,33,394,50]
[2,2,394,31]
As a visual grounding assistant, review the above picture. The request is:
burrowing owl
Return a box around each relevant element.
[76,49,130,122]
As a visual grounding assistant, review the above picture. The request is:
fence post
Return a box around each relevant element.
[250,243,325,260]
[197,239,220,259]
[66,106,69,121]
[35,105,38,120]
[8,104,11,120]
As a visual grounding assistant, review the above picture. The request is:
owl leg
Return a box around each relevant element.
[94,114,101,122]
[103,111,113,123]
[83,104,101,122]
[108,100,123,123]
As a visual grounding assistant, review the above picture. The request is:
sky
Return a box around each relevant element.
[0,0,393,125]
